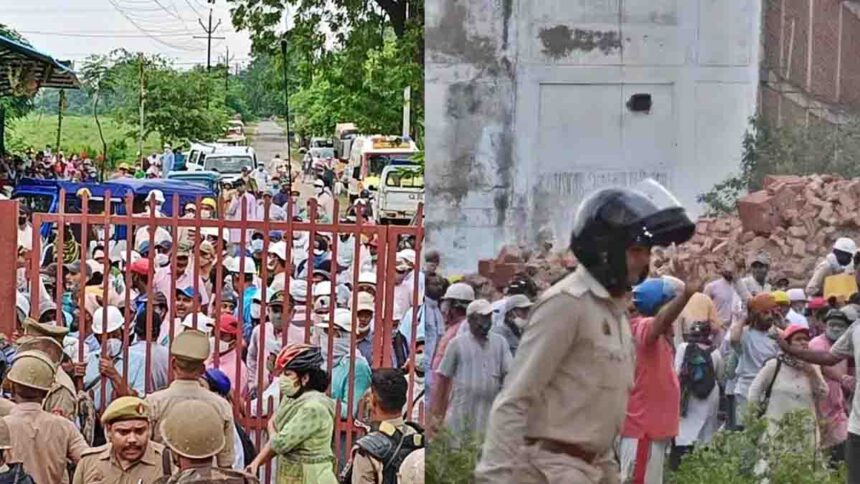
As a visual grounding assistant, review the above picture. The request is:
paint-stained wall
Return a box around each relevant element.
[426,0,762,273]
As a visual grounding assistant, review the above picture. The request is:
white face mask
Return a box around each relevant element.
[314,187,323,196]
[218,340,233,353]
[200,209,212,218]
[513,317,528,329]
[105,338,122,359]
[251,302,261,320]
[155,253,169,267]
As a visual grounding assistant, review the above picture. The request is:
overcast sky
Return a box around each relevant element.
[3,0,255,70]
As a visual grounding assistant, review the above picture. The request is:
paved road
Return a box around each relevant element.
[251,120,314,200]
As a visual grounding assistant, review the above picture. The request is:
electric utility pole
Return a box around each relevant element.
[194,1,224,71]
[222,46,234,103]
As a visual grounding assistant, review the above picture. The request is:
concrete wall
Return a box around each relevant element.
[426,0,762,273]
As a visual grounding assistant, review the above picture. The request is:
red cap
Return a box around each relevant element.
[807,297,827,310]
[129,258,150,276]
[783,323,810,342]
[218,314,239,335]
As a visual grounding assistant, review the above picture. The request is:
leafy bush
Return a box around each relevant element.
[669,410,846,484]
[426,427,483,484]
[426,410,845,483]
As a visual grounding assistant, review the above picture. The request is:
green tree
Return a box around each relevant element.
[227,0,423,143]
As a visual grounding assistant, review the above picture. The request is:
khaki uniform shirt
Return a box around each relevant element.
[3,402,89,484]
[154,466,259,483]
[74,440,167,484]
[0,398,15,417]
[146,380,235,468]
[44,368,77,421]
[475,266,635,482]
[350,417,418,484]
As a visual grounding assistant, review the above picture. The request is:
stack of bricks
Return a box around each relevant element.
[652,174,860,286]
[478,245,576,292]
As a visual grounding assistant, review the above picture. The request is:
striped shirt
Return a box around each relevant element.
[438,330,512,436]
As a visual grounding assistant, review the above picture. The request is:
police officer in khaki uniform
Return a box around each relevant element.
[343,368,423,484]
[74,396,168,483]
[0,419,34,483]
[146,329,236,468]
[15,336,77,421]
[475,180,695,483]
[21,317,69,345]
[2,351,89,484]
[155,400,258,483]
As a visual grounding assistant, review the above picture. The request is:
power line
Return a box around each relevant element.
[107,0,203,52]
[19,30,193,39]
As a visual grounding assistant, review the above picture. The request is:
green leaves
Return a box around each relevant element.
[226,0,423,143]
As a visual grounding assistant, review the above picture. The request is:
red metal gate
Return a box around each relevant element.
[8,191,424,478]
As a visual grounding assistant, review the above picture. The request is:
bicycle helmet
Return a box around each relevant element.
[275,344,324,373]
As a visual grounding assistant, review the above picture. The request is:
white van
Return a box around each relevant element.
[373,164,424,224]
[187,145,257,181]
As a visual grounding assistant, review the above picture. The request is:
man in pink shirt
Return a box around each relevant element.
[152,243,210,311]
[620,276,696,483]
[809,308,855,462]
[207,314,247,399]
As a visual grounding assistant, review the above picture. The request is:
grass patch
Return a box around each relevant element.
[7,113,162,165]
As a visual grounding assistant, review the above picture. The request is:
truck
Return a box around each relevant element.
[346,135,419,202]
[372,163,424,225]
[334,122,358,161]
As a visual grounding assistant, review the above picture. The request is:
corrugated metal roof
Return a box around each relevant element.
[0,34,80,95]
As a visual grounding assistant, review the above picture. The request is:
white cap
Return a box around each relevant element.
[834,237,857,254]
[358,272,377,286]
[181,312,214,333]
[313,281,333,298]
[290,280,308,302]
[92,305,124,335]
[268,240,287,261]
[16,291,29,317]
[356,291,375,312]
[200,227,229,242]
[466,299,494,317]
[506,294,533,311]
[787,288,807,303]
[317,307,352,332]
[841,305,859,322]
[225,256,257,274]
[147,189,165,204]
[443,282,475,302]
[396,249,416,267]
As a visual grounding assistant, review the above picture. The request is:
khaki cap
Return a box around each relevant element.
[101,396,149,425]
[170,329,211,362]
[160,400,225,459]
[22,318,69,344]
[6,351,57,391]
[0,420,10,450]
[16,336,64,365]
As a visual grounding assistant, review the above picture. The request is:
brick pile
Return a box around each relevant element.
[478,245,575,292]
[652,174,860,286]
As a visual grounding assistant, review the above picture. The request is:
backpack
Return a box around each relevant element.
[340,421,424,484]
[679,343,717,402]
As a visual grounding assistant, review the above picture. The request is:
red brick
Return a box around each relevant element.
[737,190,780,235]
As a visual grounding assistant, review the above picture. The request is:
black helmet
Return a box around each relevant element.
[570,179,693,294]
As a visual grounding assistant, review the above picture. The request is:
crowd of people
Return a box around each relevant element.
[416,181,860,484]
[1,149,429,483]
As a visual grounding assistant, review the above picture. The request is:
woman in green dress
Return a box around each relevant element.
[246,344,338,484]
